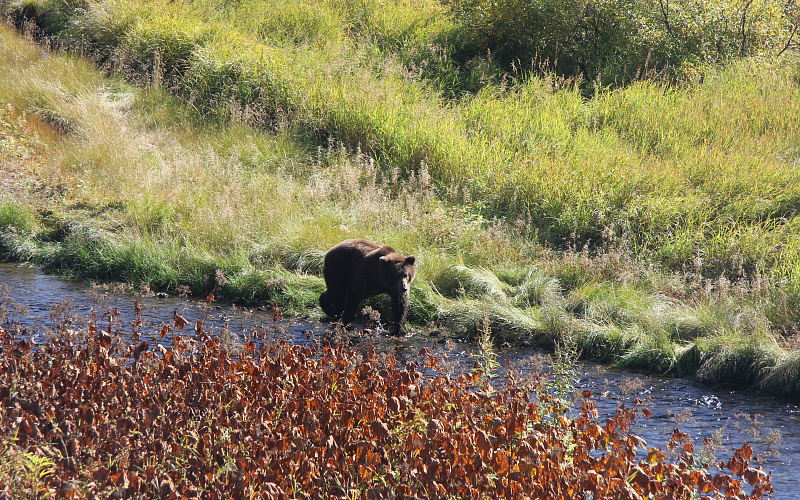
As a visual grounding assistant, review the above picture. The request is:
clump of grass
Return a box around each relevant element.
[0,201,37,260]
[695,332,782,387]
[0,439,57,499]
[674,343,703,376]
[432,265,510,302]
[509,268,561,308]
[615,328,677,374]
[224,267,324,314]
[435,296,544,343]
[760,350,800,396]
[567,319,632,363]
[249,242,325,275]
[0,201,35,233]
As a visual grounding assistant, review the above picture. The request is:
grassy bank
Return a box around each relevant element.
[1,0,800,395]
[6,0,800,274]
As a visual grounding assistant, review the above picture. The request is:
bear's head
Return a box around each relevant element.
[379,253,416,295]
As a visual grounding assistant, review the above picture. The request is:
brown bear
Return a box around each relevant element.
[319,238,416,336]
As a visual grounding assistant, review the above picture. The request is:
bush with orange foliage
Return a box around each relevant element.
[0,325,772,499]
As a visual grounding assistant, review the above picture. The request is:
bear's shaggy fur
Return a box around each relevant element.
[319,239,416,335]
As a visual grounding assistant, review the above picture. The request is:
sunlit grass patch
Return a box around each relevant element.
[432,265,511,302]
[0,201,38,260]
[224,266,325,313]
[0,201,35,233]
[433,297,546,343]
[615,327,677,373]
[696,331,782,387]
[507,267,562,308]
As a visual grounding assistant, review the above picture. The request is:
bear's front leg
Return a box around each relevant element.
[340,293,360,327]
[389,291,409,336]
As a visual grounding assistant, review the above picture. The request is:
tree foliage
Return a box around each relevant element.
[443,0,800,86]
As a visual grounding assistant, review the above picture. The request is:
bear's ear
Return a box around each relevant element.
[405,256,416,265]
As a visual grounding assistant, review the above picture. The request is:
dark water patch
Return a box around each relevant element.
[1,262,797,497]
[0,262,322,346]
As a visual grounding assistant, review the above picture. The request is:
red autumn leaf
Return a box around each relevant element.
[111,471,129,489]
[517,440,535,459]
[492,450,510,475]
[727,454,745,476]
[158,474,176,497]
[99,331,112,348]
[744,467,769,486]
[740,442,754,460]
[370,419,389,440]
[93,467,110,483]
[132,341,149,360]
[630,466,650,491]
[476,429,492,460]
[174,310,188,331]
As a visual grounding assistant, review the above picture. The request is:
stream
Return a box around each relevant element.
[1,262,798,497]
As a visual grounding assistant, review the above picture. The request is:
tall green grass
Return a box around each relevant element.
[8,0,797,290]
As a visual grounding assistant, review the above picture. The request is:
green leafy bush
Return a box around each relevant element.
[443,0,799,86]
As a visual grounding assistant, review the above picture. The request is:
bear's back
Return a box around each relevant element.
[326,239,379,263]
